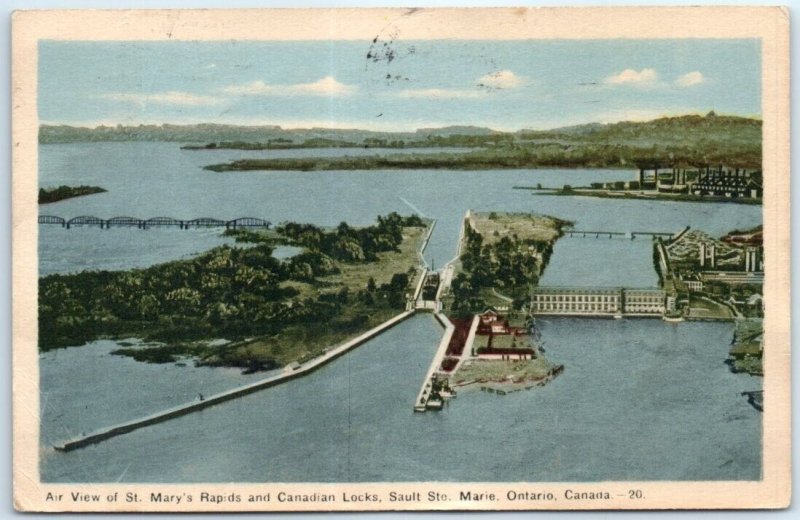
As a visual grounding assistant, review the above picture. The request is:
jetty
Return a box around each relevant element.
[54,216,438,452]
[56,310,414,452]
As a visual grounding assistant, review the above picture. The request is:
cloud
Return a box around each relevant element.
[220,76,355,97]
[675,71,706,87]
[604,68,659,87]
[99,91,223,107]
[477,70,524,89]
[393,88,485,99]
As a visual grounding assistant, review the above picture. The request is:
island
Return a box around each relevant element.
[38,185,106,204]
[39,212,428,372]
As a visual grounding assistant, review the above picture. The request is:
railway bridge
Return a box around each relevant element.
[38,215,271,230]
[566,230,675,239]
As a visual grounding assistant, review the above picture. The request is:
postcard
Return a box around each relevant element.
[12,7,790,512]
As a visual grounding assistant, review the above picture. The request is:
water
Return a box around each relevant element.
[38,142,762,482]
[38,226,233,276]
[540,237,658,287]
[39,143,760,279]
[39,339,280,447]
[41,316,760,482]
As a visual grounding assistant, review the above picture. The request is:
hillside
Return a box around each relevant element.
[40,112,762,169]
[515,113,761,168]
[521,113,760,147]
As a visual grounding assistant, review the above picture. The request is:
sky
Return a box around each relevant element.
[38,39,761,132]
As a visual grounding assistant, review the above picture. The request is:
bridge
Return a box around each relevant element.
[38,215,271,230]
[567,229,676,239]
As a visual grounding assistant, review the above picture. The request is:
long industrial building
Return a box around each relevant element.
[531,287,666,317]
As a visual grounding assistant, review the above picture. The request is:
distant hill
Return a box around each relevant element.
[516,113,761,168]
[39,112,761,168]
[38,123,500,144]
[415,125,497,136]
[519,113,761,147]
[38,124,395,144]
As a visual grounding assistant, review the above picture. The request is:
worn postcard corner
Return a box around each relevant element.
[11,6,790,513]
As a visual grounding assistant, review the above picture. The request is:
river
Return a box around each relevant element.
[38,142,762,482]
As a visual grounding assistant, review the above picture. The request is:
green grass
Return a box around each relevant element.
[452,359,554,385]
[688,295,734,319]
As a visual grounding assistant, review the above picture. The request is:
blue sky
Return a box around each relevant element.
[39,39,761,131]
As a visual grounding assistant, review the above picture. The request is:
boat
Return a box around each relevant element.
[426,398,443,410]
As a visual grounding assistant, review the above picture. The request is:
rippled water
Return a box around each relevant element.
[38,142,762,482]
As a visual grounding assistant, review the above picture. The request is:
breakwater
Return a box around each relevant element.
[55,310,415,452]
[54,219,440,451]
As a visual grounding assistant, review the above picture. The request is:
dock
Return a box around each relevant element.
[413,312,455,412]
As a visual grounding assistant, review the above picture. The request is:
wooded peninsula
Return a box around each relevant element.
[39,213,427,372]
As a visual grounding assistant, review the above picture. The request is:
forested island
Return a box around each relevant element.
[39,213,427,372]
[39,185,106,204]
